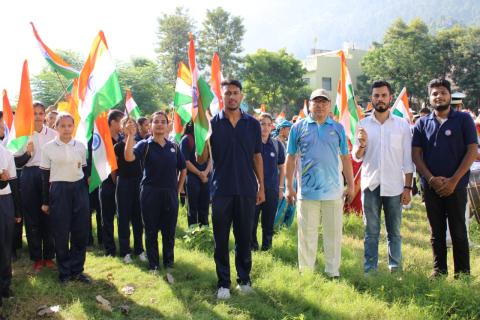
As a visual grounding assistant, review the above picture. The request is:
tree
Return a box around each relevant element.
[198,7,245,79]
[360,19,444,108]
[155,7,195,84]
[242,49,310,117]
[31,50,84,106]
[117,57,169,115]
[437,26,480,109]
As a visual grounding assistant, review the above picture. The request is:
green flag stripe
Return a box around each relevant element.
[6,136,29,153]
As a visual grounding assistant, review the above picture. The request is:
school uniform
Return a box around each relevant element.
[180,134,210,226]
[40,137,89,282]
[0,144,21,303]
[99,136,121,256]
[251,137,285,251]
[17,126,56,263]
[134,137,186,270]
[114,140,144,257]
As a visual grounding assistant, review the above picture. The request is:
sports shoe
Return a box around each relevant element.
[236,283,254,295]
[138,252,148,262]
[33,261,43,273]
[217,287,231,300]
[123,254,133,264]
[43,259,56,269]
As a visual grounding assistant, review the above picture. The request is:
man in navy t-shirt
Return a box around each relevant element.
[198,79,264,300]
[412,78,477,278]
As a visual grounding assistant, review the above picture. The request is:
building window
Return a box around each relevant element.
[322,77,332,91]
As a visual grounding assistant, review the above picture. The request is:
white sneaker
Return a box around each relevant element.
[216,287,231,300]
[123,254,133,264]
[236,283,254,295]
[138,252,148,262]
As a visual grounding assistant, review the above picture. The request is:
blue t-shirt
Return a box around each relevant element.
[210,110,262,198]
[412,108,477,190]
[134,137,186,190]
[262,137,285,191]
[287,116,348,201]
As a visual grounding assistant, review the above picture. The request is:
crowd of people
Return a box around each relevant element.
[0,76,476,317]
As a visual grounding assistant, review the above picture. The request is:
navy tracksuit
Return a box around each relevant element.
[114,141,144,257]
[49,181,89,281]
[180,134,210,226]
[134,137,186,270]
[21,166,55,262]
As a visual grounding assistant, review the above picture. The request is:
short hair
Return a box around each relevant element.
[428,78,451,94]
[151,111,169,123]
[55,112,75,127]
[221,79,242,91]
[120,116,137,129]
[137,116,149,126]
[258,113,273,122]
[33,101,46,109]
[108,110,124,125]
[0,111,3,119]
[371,80,393,95]
[419,107,431,115]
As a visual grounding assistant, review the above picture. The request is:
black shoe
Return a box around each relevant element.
[59,275,71,284]
[251,243,259,251]
[72,273,92,284]
[1,288,13,298]
[261,245,272,251]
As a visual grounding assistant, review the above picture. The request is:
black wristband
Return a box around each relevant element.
[404,186,413,190]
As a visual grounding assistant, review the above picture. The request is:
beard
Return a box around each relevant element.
[226,104,239,111]
[373,103,389,113]
[433,103,450,112]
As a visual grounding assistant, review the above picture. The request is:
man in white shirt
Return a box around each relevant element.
[353,80,414,274]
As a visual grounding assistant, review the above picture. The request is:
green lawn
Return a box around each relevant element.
[4,198,480,319]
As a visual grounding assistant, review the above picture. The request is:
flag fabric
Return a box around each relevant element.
[125,89,141,120]
[334,50,362,145]
[30,22,80,79]
[392,87,413,123]
[276,111,286,123]
[173,61,193,124]
[7,60,34,153]
[254,103,267,114]
[76,31,123,147]
[366,102,373,112]
[173,111,184,143]
[209,52,224,116]
[1,89,14,131]
[89,112,117,192]
[188,35,213,155]
[298,100,308,119]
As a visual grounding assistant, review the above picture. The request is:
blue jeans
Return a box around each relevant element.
[362,186,402,272]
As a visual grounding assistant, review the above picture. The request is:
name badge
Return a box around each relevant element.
[445,129,452,136]
[77,162,81,169]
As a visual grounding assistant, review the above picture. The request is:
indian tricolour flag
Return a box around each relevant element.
[125,89,141,120]
[188,34,213,155]
[173,61,193,124]
[334,50,363,145]
[76,31,122,192]
[89,113,117,192]
[392,87,412,123]
[7,60,34,153]
[209,52,224,116]
[30,22,80,79]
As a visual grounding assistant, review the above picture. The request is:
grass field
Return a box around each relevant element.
[3,198,480,319]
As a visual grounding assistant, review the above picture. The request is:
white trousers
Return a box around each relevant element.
[297,199,343,276]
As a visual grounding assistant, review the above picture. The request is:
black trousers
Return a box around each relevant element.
[99,181,117,256]
[12,169,23,252]
[50,181,89,281]
[140,186,178,270]
[21,166,54,261]
[0,195,14,292]
[186,176,210,226]
[252,188,278,250]
[424,186,470,274]
[212,195,255,288]
[116,176,144,256]
[89,188,102,245]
